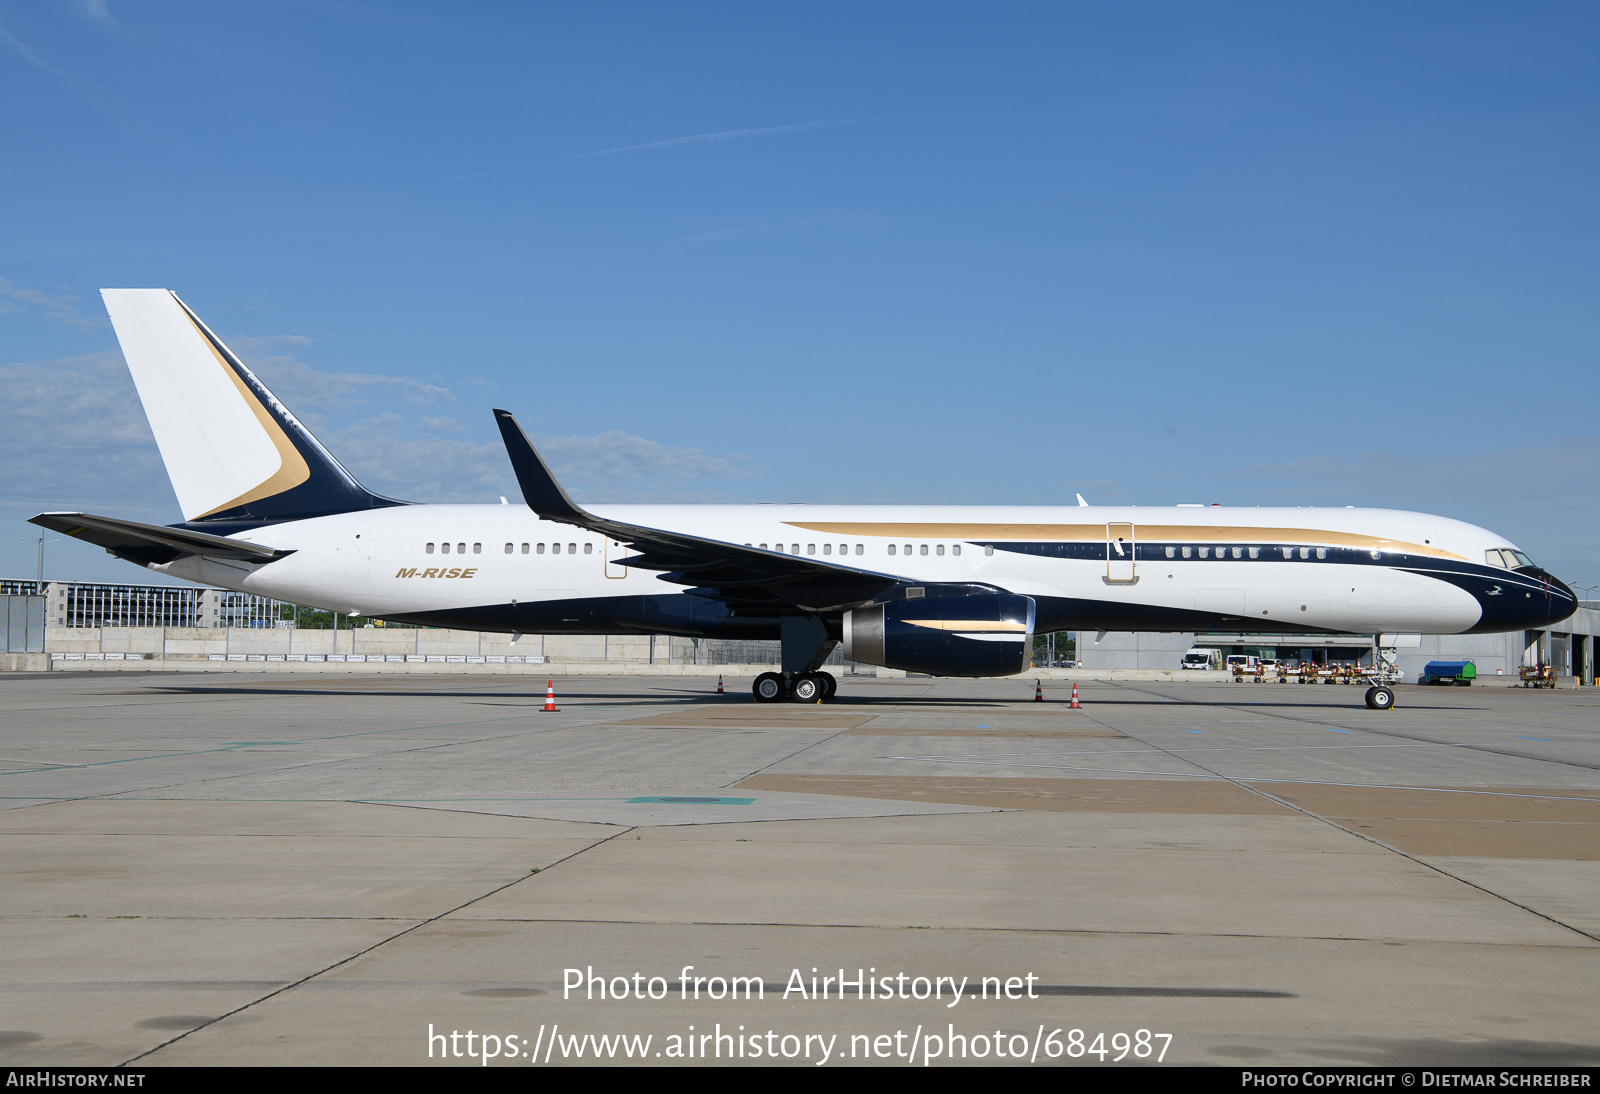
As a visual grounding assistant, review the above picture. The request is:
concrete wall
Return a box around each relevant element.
[41,626,698,660]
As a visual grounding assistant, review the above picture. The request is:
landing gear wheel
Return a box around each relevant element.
[817,671,837,701]
[1365,685,1395,710]
[753,672,785,703]
[791,673,824,703]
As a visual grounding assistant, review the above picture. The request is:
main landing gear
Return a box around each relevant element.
[751,616,842,703]
[1364,685,1395,710]
[753,670,837,704]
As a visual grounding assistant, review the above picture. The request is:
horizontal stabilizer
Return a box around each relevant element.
[30,512,290,568]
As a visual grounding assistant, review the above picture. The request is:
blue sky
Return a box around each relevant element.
[3,2,1597,589]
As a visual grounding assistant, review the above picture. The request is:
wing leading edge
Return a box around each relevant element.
[492,409,899,614]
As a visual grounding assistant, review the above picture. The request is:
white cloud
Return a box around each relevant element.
[573,118,866,160]
[326,418,754,503]
[537,430,749,488]
[0,351,171,512]
[0,278,104,331]
[236,347,455,415]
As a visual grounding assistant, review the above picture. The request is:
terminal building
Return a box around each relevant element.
[1075,605,1600,684]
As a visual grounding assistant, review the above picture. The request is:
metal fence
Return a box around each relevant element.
[59,583,207,628]
[7,579,291,629]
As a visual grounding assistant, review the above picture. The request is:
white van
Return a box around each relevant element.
[1181,647,1221,670]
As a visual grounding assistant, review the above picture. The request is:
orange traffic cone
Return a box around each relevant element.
[716,674,724,695]
[1034,679,1043,702]
[543,680,559,712]
[1070,683,1080,709]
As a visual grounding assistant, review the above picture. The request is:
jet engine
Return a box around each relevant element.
[842,594,1036,677]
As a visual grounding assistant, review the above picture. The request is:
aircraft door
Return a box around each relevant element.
[604,537,628,580]
[1106,523,1136,583]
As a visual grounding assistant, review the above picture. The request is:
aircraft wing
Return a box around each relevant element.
[493,410,900,613]
[29,512,290,568]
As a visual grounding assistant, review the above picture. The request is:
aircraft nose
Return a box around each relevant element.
[1464,566,1578,633]
[1533,569,1578,618]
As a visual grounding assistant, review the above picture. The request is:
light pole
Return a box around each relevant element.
[17,535,59,593]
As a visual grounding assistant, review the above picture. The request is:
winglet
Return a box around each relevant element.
[493,409,588,524]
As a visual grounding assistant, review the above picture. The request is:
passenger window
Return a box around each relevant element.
[1181,546,1192,558]
[457,543,466,554]
[426,543,435,554]
[920,544,929,556]
[570,543,578,554]
[537,543,545,554]
[1164,546,1175,559]
[951,545,960,556]
[888,544,897,556]
[807,544,816,555]
[823,544,832,555]
[759,543,767,550]
[584,543,593,555]
[551,543,560,554]
[855,544,863,555]
[1231,547,1242,559]
[1199,547,1209,558]
[984,546,994,556]
[474,543,482,554]
[1281,547,1292,559]
[904,544,913,555]
[504,543,513,554]
[521,543,529,554]
[1370,549,1381,559]
[936,544,944,556]
[790,544,799,555]
[1316,548,1327,559]
[1299,547,1310,559]
[441,543,451,555]
[1248,547,1259,559]
[839,543,848,555]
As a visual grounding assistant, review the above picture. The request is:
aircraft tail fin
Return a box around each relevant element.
[101,289,404,524]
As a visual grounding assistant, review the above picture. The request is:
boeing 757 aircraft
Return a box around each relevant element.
[31,290,1576,708]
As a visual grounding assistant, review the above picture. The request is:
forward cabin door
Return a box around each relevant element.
[1106,523,1136,583]
[604,537,628,580]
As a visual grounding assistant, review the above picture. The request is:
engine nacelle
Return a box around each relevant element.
[842,594,1036,677]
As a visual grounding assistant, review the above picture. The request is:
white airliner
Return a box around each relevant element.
[32,290,1576,708]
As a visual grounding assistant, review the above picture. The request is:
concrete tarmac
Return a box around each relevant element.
[1,671,1596,1067]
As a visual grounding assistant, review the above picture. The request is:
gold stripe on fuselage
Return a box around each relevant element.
[782,522,1466,561]
[902,619,1030,632]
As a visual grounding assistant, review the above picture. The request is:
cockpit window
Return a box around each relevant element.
[1487,549,1535,569]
